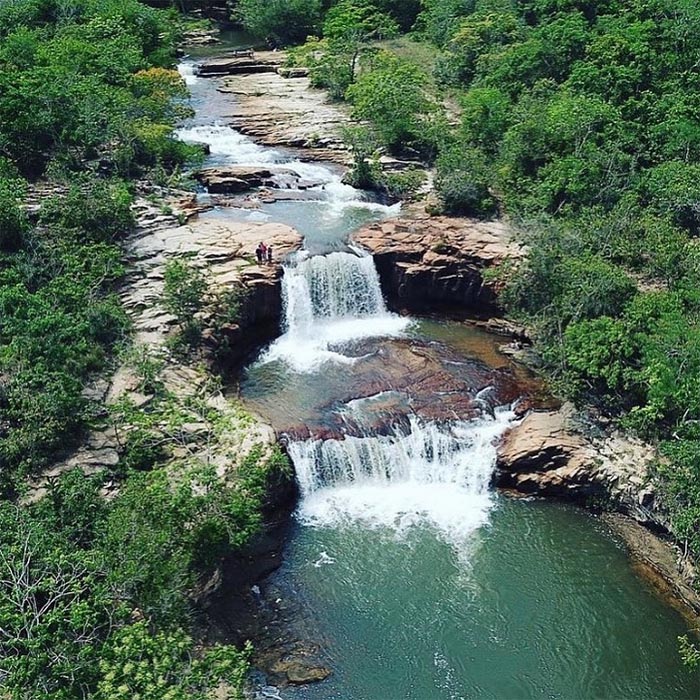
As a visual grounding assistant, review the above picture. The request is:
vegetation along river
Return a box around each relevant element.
[178,41,699,700]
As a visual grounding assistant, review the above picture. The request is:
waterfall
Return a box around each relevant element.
[260,250,410,371]
[287,409,515,549]
[177,61,198,86]
[283,251,386,331]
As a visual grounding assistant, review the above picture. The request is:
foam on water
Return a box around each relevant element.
[177,61,198,86]
[288,409,515,554]
[175,122,279,166]
[258,250,411,371]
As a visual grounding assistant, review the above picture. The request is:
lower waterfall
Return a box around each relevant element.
[287,409,515,551]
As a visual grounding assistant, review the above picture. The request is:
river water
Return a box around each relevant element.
[177,46,699,700]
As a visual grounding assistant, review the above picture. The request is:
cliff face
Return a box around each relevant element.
[352,214,523,314]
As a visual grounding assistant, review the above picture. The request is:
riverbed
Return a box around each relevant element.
[178,39,699,700]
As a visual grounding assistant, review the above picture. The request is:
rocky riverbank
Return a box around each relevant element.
[208,50,352,163]
[348,209,700,621]
[352,211,523,314]
[495,404,700,617]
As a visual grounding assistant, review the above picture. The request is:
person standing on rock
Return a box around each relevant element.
[260,242,267,261]
[267,245,273,264]
[255,243,263,264]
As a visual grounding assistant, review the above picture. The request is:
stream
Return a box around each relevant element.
[177,42,699,700]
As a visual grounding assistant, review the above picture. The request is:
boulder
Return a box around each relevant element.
[352,215,523,314]
[495,408,596,497]
[196,166,326,195]
[495,404,660,521]
[196,166,274,194]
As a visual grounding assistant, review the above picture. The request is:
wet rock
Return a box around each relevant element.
[273,660,331,685]
[196,166,275,193]
[352,215,523,314]
[196,166,325,195]
[216,53,351,164]
[198,54,281,76]
[495,404,663,524]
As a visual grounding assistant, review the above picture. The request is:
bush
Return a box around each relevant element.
[40,178,135,242]
[435,144,497,217]
[237,0,322,46]
[346,52,436,153]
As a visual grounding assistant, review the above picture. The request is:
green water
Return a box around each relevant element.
[274,499,699,700]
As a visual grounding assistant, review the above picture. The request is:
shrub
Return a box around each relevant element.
[435,144,497,217]
[236,0,322,46]
[346,52,436,153]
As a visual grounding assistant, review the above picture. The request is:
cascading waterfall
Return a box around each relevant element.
[177,54,514,552]
[284,251,386,329]
[260,250,410,371]
[288,409,515,551]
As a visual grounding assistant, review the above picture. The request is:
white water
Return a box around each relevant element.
[177,61,198,86]
[288,409,515,553]
[259,250,410,371]
[174,60,401,216]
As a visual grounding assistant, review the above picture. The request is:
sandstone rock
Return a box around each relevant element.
[198,54,281,77]
[352,215,523,313]
[495,405,660,522]
[196,166,275,194]
[216,54,351,164]
[270,658,331,685]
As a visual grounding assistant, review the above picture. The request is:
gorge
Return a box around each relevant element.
[177,36,700,699]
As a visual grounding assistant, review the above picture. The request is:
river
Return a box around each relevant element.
[177,41,699,700]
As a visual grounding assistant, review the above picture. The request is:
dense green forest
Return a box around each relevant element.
[2,0,700,695]
[0,1,287,696]
[239,0,700,574]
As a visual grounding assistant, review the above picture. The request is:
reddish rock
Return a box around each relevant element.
[352,215,523,314]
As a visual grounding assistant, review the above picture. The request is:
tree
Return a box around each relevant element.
[237,0,322,46]
[322,0,398,85]
[346,53,436,153]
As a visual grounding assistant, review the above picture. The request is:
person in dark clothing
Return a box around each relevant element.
[255,243,263,264]
[267,245,273,264]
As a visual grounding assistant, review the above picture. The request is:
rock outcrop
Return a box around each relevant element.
[216,53,351,163]
[352,214,522,313]
[26,212,302,500]
[196,166,324,194]
[495,404,657,520]
[198,54,281,76]
[495,405,700,616]
[123,215,302,365]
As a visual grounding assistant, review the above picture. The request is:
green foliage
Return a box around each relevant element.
[40,177,135,242]
[679,634,700,670]
[0,163,28,252]
[0,498,116,698]
[380,168,426,199]
[163,258,207,323]
[342,124,382,189]
[237,0,322,46]
[346,52,436,153]
[0,2,190,179]
[163,257,207,352]
[0,457,265,698]
[96,621,251,700]
[435,143,497,217]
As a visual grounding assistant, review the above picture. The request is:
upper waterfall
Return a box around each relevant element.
[260,250,410,371]
[283,251,387,332]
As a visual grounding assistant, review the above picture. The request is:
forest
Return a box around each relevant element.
[1,0,700,696]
